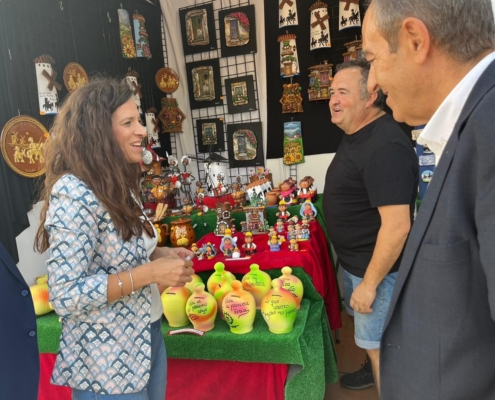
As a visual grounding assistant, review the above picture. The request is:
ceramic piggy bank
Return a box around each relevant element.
[222,281,256,334]
[161,286,191,327]
[186,283,218,332]
[261,279,298,334]
[241,263,272,309]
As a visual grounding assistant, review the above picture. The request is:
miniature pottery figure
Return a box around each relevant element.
[276,200,291,221]
[297,176,317,203]
[289,238,299,251]
[268,234,282,252]
[241,263,272,308]
[202,242,217,260]
[261,279,298,334]
[186,283,218,332]
[220,228,237,257]
[161,286,191,327]
[207,262,235,293]
[190,243,203,259]
[222,281,257,334]
[276,219,285,233]
[279,178,298,205]
[184,273,204,293]
[170,218,196,247]
[232,247,241,259]
[278,266,304,309]
[242,231,257,258]
[300,199,317,220]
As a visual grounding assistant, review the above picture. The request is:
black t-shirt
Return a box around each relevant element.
[323,114,418,278]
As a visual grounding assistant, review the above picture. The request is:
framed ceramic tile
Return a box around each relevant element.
[225,75,257,114]
[227,122,264,168]
[179,3,217,56]
[218,5,257,58]
[185,58,222,109]
[197,118,225,153]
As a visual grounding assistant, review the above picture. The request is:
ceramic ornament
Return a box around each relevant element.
[280,83,303,113]
[309,1,331,50]
[133,12,152,59]
[339,0,361,31]
[63,62,89,93]
[224,11,251,47]
[158,98,186,133]
[261,279,298,334]
[145,107,161,149]
[118,8,137,58]
[241,263,272,309]
[186,283,217,332]
[343,39,363,62]
[161,286,191,327]
[283,121,305,165]
[278,267,304,309]
[278,33,300,78]
[279,0,298,28]
[222,281,257,334]
[34,55,61,115]
[308,60,333,101]
[126,70,143,115]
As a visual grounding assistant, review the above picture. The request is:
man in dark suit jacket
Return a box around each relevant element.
[0,241,39,399]
[362,0,495,398]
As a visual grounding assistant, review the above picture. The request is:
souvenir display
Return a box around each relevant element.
[219,228,238,257]
[1,115,49,178]
[227,122,264,168]
[118,8,137,58]
[219,5,257,57]
[185,59,222,109]
[278,33,300,78]
[201,242,217,260]
[185,274,204,293]
[308,60,333,101]
[261,279,298,334]
[241,264,271,308]
[280,83,303,114]
[242,232,257,257]
[179,3,217,56]
[126,70,143,115]
[196,118,225,153]
[186,283,217,332]
[155,67,179,94]
[154,222,170,246]
[63,62,89,93]
[30,280,52,316]
[170,218,196,248]
[297,176,317,203]
[222,281,257,334]
[34,55,61,115]
[289,238,299,251]
[300,199,317,220]
[161,286,191,327]
[343,39,363,62]
[158,98,186,133]
[132,12,152,59]
[268,234,283,251]
[279,266,304,309]
[279,0,298,27]
[310,1,331,50]
[339,0,361,31]
[224,75,257,114]
[283,121,305,165]
[214,271,234,319]
[279,177,298,204]
[242,206,267,234]
[145,107,161,149]
[207,262,235,293]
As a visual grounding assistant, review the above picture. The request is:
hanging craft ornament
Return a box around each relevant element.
[343,39,363,62]
[133,12,152,59]
[279,0,298,28]
[283,121,305,165]
[158,98,186,133]
[224,11,250,47]
[1,115,49,178]
[34,55,61,115]
[309,1,331,50]
[126,70,143,115]
[63,62,89,93]
[118,8,137,59]
[145,107,161,149]
[155,67,179,94]
[278,33,300,78]
[308,60,333,101]
[233,129,258,161]
[185,8,210,47]
[339,0,361,31]
[280,83,303,114]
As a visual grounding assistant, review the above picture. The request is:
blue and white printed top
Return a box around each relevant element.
[45,174,153,394]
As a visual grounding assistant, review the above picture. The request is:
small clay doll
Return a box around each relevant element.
[232,247,241,259]
[268,234,282,252]
[286,224,297,241]
[150,175,168,203]
[268,226,276,238]
[276,200,291,222]
[279,178,298,205]
[294,223,303,241]
[203,242,217,260]
[242,231,257,258]
[190,243,203,259]
[300,199,317,221]
[230,223,237,235]
[301,223,310,240]
[275,219,285,233]
[182,197,194,216]
[297,176,317,203]
[220,228,237,257]
[240,221,248,233]
[289,215,299,224]
[289,238,299,251]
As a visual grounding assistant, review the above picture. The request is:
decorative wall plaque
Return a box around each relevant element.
[280,83,303,113]
[310,1,331,50]
[133,12,152,58]
[1,116,49,178]
[308,60,333,101]
[278,33,300,78]
[179,3,217,55]
[224,75,257,114]
[192,66,215,101]
[145,107,161,149]
[126,70,143,115]
[219,5,257,57]
[279,0,298,27]
[339,0,361,30]
[118,8,137,59]
[63,62,89,93]
[158,98,186,133]
[34,54,61,115]
[343,39,363,62]
[155,67,179,94]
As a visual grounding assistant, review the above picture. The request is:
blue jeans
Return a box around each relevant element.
[344,269,397,350]
[72,319,167,400]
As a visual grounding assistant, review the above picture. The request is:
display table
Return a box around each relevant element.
[37,268,338,400]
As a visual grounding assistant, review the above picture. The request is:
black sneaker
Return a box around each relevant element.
[340,357,375,390]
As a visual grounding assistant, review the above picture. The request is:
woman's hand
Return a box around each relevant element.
[150,246,194,261]
[150,256,194,288]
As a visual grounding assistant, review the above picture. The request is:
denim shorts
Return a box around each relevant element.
[344,269,397,350]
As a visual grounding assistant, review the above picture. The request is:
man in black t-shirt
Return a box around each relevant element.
[323,59,418,395]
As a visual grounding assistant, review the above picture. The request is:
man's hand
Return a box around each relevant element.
[350,281,376,314]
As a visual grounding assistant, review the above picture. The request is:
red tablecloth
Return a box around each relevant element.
[39,353,288,400]
[193,220,342,330]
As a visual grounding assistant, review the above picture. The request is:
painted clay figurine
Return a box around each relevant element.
[191,243,203,259]
[289,238,299,251]
[286,224,297,241]
[268,234,282,252]
[276,219,285,233]
[279,178,298,205]
[300,199,317,220]
[297,176,317,203]
[220,228,237,257]
[276,200,291,221]
[202,242,217,260]
[242,231,257,258]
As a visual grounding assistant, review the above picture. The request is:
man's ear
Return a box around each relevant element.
[401,17,430,64]
[366,91,378,108]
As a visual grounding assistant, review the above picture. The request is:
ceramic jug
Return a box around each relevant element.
[207,262,236,293]
[222,281,256,334]
[154,223,170,247]
[278,266,304,309]
[161,286,191,327]
[261,279,298,334]
[214,271,234,320]
[170,218,196,248]
[241,263,272,309]
[185,274,204,294]
[186,283,218,332]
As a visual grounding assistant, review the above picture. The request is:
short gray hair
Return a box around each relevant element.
[367,0,495,62]
[336,59,386,110]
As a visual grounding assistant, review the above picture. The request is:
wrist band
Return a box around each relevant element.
[129,269,135,295]
[116,273,124,298]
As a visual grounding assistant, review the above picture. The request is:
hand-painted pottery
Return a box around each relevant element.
[241,263,272,309]
[161,286,191,327]
[222,280,256,334]
[214,271,234,320]
[261,279,298,334]
[184,273,204,293]
[278,266,304,309]
[206,262,236,293]
[186,283,218,332]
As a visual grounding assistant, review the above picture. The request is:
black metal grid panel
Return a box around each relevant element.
[180,0,263,186]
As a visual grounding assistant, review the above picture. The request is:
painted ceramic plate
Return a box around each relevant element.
[156,67,180,93]
[63,62,89,93]
[1,115,49,177]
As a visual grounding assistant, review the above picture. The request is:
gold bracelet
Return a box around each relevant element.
[116,273,124,298]
[129,269,135,295]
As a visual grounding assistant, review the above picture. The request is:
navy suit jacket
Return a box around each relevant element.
[0,242,39,399]
[381,59,495,399]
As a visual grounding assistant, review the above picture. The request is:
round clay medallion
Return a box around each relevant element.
[155,67,180,93]
[63,62,89,93]
[1,115,49,178]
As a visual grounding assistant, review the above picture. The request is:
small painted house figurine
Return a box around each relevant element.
[343,39,363,62]
[215,202,235,235]
[242,206,267,234]
[278,33,300,78]
[308,61,333,101]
